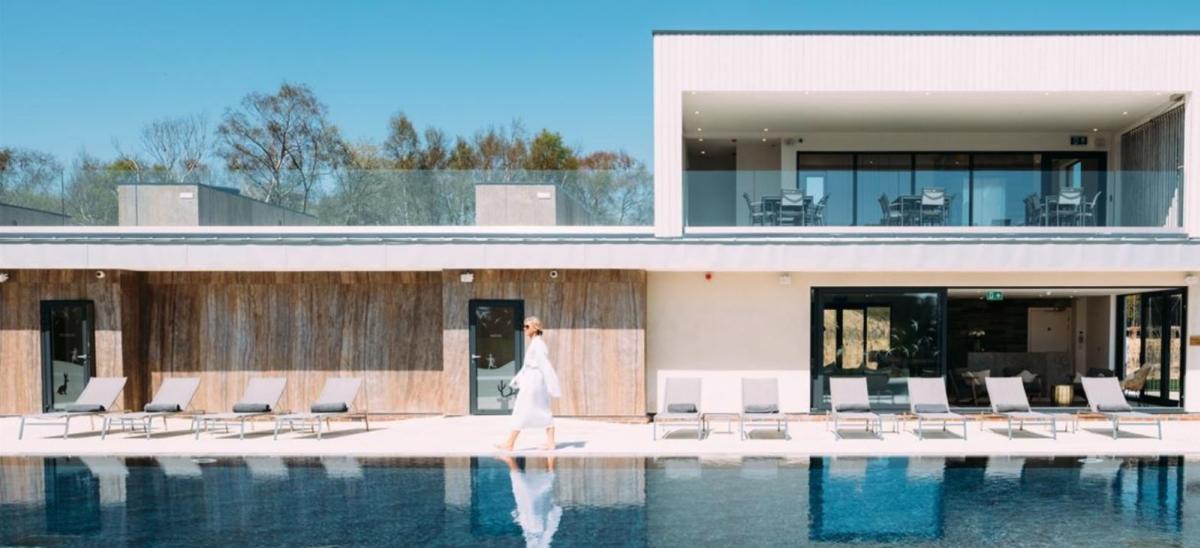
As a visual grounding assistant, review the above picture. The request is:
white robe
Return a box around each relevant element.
[509,466,562,548]
[509,337,561,430]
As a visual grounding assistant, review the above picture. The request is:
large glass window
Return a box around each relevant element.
[797,154,853,226]
[857,154,913,226]
[972,153,1041,227]
[915,153,970,226]
[1119,290,1186,407]
[812,289,945,411]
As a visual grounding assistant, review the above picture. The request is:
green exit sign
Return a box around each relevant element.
[986,291,1004,301]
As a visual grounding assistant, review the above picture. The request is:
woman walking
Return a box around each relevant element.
[497,316,561,451]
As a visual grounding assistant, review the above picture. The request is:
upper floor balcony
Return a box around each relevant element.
[679,91,1188,235]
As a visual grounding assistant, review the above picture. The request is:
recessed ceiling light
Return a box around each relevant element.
[694,110,701,115]
[697,128,702,132]
[1122,111,1128,115]
[698,138,704,142]
[700,150,706,155]
[690,91,697,95]
[761,138,767,142]
[763,128,769,132]
[1092,128,1099,132]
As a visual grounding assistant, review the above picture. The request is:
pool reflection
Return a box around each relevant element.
[0,455,1190,546]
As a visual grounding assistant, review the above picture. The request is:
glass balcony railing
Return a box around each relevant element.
[0,170,654,228]
[685,170,1184,230]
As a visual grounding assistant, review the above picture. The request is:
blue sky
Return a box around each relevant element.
[2,0,1198,168]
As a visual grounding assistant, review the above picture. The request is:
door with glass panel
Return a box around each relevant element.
[40,301,96,412]
[468,300,525,415]
[1120,290,1185,406]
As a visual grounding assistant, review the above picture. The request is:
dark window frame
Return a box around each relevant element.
[467,299,526,416]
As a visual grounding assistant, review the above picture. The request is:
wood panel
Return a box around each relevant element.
[442,270,646,417]
[0,270,138,414]
[143,271,444,414]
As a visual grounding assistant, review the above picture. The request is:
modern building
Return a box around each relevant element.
[1,31,1198,418]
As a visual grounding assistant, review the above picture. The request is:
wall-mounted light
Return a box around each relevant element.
[0,272,8,283]
[460,271,474,283]
[778,273,792,286]
[1185,273,1199,285]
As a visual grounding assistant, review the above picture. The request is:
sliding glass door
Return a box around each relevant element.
[812,289,946,410]
[1119,290,1186,406]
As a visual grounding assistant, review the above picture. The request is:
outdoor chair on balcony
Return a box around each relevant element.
[743,192,769,226]
[18,377,128,439]
[1024,194,1044,226]
[908,377,968,440]
[653,377,705,440]
[919,187,947,226]
[101,377,201,439]
[984,377,1059,440]
[739,377,789,440]
[1076,191,1103,226]
[805,195,828,226]
[829,377,882,440]
[1053,188,1083,226]
[1081,377,1164,440]
[273,377,368,440]
[193,378,287,440]
[878,193,902,226]
[778,189,807,226]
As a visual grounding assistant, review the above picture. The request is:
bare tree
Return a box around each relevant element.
[139,114,211,182]
[216,83,343,212]
[0,147,63,212]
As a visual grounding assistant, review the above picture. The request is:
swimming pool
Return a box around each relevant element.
[0,456,1191,546]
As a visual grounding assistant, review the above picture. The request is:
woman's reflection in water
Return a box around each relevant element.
[497,456,562,547]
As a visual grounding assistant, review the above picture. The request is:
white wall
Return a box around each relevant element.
[654,33,1200,238]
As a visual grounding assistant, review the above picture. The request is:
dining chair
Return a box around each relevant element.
[1077,191,1103,226]
[878,193,901,226]
[1055,188,1083,226]
[806,195,829,226]
[779,189,807,226]
[743,192,766,226]
[920,187,947,226]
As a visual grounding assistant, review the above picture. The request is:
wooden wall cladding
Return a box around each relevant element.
[442,270,646,417]
[0,270,139,414]
[143,272,444,414]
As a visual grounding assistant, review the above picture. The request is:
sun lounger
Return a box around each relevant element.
[984,377,1059,440]
[273,377,368,440]
[1081,377,1163,440]
[18,377,127,439]
[653,377,705,440]
[101,377,201,439]
[739,378,789,440]
[192,378,287,440]
[829,377,882,440]
[907,377,967,440]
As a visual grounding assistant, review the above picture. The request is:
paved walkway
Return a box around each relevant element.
[3,415,1199,458]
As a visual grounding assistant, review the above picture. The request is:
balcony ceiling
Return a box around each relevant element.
[682,91,1182,137]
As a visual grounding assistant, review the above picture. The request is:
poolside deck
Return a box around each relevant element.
[3,414,1199,458]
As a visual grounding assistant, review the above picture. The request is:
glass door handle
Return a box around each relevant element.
[470,354,482,359]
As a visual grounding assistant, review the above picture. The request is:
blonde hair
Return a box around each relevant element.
[524,316,544,336]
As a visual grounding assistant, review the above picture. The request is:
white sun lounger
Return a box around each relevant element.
[193,378,287,440]
[18,377,127,439]
[101,377,201,439]
[273,377,368,440]
[829,377,882,440]
[984,377,1060,440]
[653,378,704,440]
[1081,377,1164,440]
[739,378,789,440]
[908,377,967,441]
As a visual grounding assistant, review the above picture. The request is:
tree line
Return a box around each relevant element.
[0,83,652,226]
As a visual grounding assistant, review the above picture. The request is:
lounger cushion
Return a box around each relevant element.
[834,404,872,413]
[232,403,271,413]
[666,403,697,413]
[1098,403,1133,413]
[1019,370,1038,384]
[995,404,1030,413]
[744,404,778,414]
[914,404,949,414]
[144,403,182,413]
[63,403,105,412]
[311,402,349,413]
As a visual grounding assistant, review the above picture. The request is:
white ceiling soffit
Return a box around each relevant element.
[682,91,1182,136]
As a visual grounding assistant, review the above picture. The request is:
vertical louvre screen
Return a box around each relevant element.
[1120,106,1185,227]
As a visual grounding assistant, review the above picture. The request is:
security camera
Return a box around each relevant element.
[549,270,559,279]
[94,270,106,280]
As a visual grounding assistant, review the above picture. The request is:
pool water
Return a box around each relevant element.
[0,456,1192,546]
